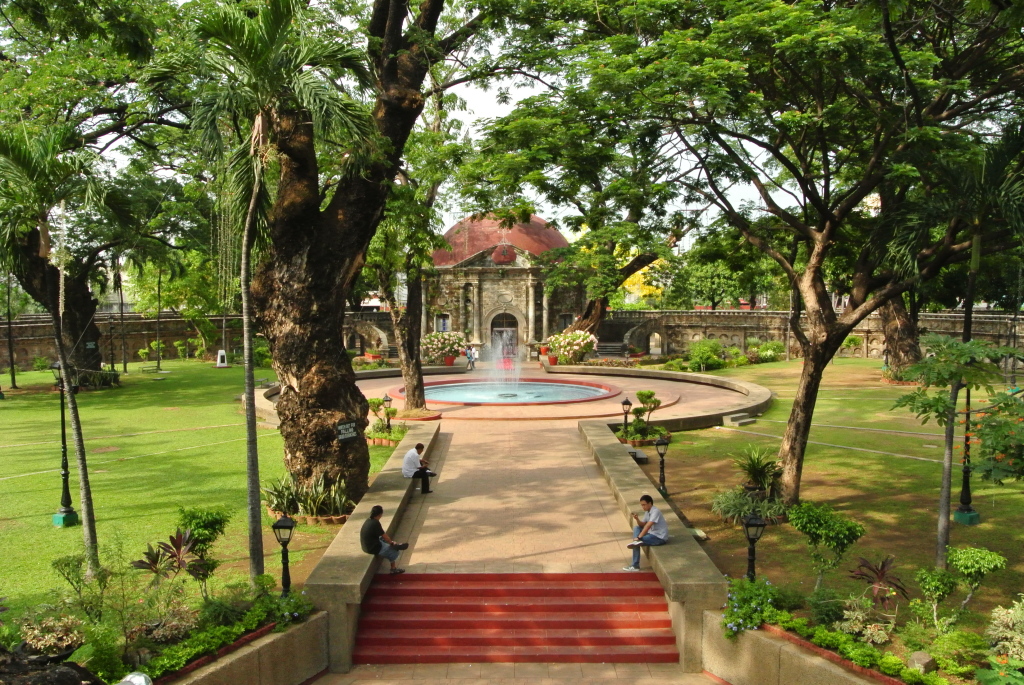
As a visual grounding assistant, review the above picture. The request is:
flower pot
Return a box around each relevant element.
[547,355,558,365]
[365,353,382,361]
[539,346,550,355]
[266,507,285,519]
[444,355,456,366]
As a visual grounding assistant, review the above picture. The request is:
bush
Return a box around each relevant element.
[721,577,780,638]
[788,502,865,589]
[173,340,189,359]
[808,587,845,626]
[253,338,272,368]
[900,668,925,684]
[32,356,51,371]
[688,340,724,371]
[930,629,988,678]
[914,567,960,632]
[663,359,687,371]
[421,331,467,363]
[986,593,1024,660]
[548,331,598,363]
[71,623,129,683]
[947,546,1007,611]
[178,507,231,559]
[137,347,150,361]
[775,586,806,611]
[732,445,782,490]
[879,654,905,676]
[810,626,854,650]
[975,655,1024,685]
[710,488,789,524]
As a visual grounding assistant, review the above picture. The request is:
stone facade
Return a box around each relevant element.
[422,247,586,359]
[0,313,242,370]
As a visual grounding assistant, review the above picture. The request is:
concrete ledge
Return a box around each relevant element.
[303,422,441,673]
[544,362,772,431]
[702,611,876,685]
[175,612,328,685]
[577,421,727,672]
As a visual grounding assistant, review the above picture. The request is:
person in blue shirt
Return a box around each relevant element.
[623,494,669,571]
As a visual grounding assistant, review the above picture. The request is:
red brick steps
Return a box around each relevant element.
[353,573,680,664]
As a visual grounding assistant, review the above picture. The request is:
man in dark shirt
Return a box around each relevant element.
[360,505,409,575]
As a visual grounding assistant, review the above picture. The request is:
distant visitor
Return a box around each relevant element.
[360,505,410,575]
[402,442,437,494]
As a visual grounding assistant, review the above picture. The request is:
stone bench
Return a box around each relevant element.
[578,420,728,673]
[139,364,159,373]
[303,421,441,673]
[629,447,649,464]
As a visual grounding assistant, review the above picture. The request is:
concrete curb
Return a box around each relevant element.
[302,422,441,673]
[543,362,773,431]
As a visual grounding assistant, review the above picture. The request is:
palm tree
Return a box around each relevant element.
[147,0,372,579]
[0,125,103,574]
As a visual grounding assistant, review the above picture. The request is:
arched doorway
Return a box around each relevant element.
[649,332,663,356]
[491,312,519,358]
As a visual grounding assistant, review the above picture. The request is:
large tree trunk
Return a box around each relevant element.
[47,268,100,575]
[240,173,265,579]
[17,229,102,370]
[390,267,425,410]
[879,295,921,379]
[6,275,17,388]
[566,296,608,335]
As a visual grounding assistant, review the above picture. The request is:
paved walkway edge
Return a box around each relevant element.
[578,420,728,672]
[542,362,774,431]
[304,422,441,673]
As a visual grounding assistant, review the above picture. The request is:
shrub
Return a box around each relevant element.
[731,445,781,491]
[986,594,1024,660]
[548,331,598,363]
[947,546,1007,611]
[710,488,789,524]
[71,623,129,683]
[898,621,935,651]
[899,667,925,684]
[178,507,231,559]
[788,502,865,590]
[849,555,910,610]
[421,331,467,363]
[843,335,863,349]
[20,614,85,653]
[775,586,806,611]
[137,347,150,361]
[173,340,189,359]
[32,356,51,371]
[253,338,272,368]
[914,568,960,632]
[879,654,905,676]
[663,359,687,371]
[810,626,854,650]
[808,587,845,626]
[930,629,988,678]
[721,577,780,638]
[688,340,724,371]
[975,655,1024,685]
[150,340,166,356]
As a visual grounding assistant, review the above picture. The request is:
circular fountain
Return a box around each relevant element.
[407,378,620,405]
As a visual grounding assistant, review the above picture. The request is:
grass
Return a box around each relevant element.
[0,360,394,616]
[648,357,1024,626]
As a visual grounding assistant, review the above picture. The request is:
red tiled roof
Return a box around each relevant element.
[432,215,569,267]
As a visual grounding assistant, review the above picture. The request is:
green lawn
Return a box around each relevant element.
[0,361,393,616]
[650,358,1024,627]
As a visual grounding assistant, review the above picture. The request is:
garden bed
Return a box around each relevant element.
[152,622,277,684]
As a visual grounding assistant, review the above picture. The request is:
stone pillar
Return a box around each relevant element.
[527,280,536,343]
[541,286,549,341]
[472,280,482,344]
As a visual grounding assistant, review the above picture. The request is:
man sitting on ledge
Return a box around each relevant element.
[402,442,437,494]
[623,494,669,571]
[360,505,409,575]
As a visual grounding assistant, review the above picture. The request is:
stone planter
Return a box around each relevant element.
[761,624,905,685]
[364,353,382,361]
[444,355,456,366]
[547,355,558,365]
[152,621,277,685]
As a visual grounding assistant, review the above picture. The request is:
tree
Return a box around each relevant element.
[148,0,376,574]
[0,124,101,574]
[460,86,687,334]
[895,335,1013,568]
[366,85,461,410]
[572,0,1024,504]
[666,261,737,310]
[788,502,866,591]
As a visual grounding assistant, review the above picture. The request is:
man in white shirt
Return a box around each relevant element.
[402,442,436,494]
[624,494,669,571]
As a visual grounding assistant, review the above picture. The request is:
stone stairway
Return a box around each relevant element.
[352,572,680,664]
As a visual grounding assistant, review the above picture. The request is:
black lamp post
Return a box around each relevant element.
[954,386,980,525]
[742,514,767,581]
[383,394,392,432]
[49,362,79,528]
[655,437,669,494]
[272,515,296,595]
[621,398,632,436]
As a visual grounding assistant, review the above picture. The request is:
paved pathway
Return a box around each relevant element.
[315,366,723,683]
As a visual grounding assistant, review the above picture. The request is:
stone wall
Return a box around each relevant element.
[604,310,1020,358]
[0,313,242,370]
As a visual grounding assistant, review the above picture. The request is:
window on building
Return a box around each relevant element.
[558,313,574,331]
[435,314,451,332]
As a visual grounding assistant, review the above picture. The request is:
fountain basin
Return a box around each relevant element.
[394,378,620,406]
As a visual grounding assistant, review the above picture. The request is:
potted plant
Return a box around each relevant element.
[547,355,558,365]
[539,343,550,355]
[732,446,782,499]
[364,348,382,361]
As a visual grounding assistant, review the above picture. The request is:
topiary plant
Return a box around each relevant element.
[947,546,1006,611]
[788,502,866,590]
